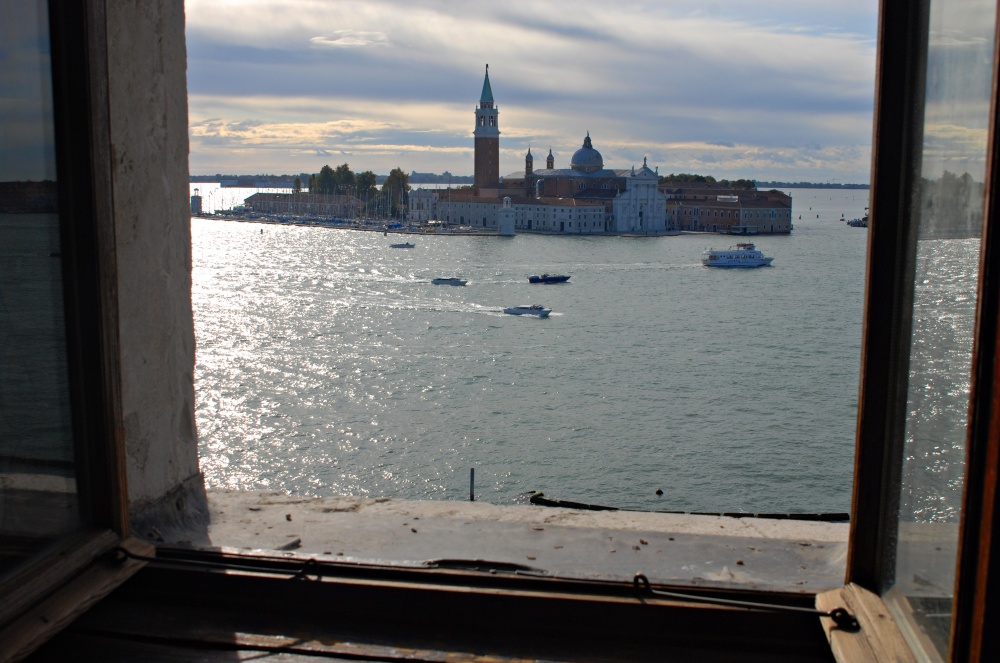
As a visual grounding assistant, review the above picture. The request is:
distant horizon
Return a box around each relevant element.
[188,173,870,188]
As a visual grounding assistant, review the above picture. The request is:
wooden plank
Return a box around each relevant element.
[0,537,151,662]
[816,583,916,663]
[0,529,117,628]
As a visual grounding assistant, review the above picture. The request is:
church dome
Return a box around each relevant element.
[571,132,603,173]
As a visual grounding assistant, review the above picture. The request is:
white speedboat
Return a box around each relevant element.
[701,242,773,268]
[431,277,467,286]
[503,304,551,318]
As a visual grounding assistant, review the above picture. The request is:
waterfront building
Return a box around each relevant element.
[501,136,671,233]
[407,188,438,223]
[243,192,364,219]
[439,68,672,234]
[664,186,793,233]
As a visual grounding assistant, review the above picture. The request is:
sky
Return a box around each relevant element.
[186,0,881,183]
[0,2,56,182]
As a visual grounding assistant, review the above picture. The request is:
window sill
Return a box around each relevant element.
[156,490,848,594]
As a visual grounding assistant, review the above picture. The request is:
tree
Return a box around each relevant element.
[315,165,336,195]
[333,163,356,193]
[382,167,410,218]
[293,176,302,194]
[356,171,377,200]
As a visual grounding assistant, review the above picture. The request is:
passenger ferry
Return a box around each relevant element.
[701,242,774,268]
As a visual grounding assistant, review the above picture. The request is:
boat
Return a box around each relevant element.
[701,242,774,268]
[528,274,570,284]
[846,216,868,228]
[389,241,415,248]
[726,225,759,235]
[503,304,551,318]
[431,277,467,286]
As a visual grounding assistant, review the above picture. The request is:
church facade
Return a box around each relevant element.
[503,137,669,233]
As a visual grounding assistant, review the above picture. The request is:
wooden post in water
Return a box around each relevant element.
[470,468,475,502]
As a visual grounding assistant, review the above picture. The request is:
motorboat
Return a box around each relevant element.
[528,274,570,284]
[847,216,868,228]
[390,242,415,248]
[701,242,773,268]
[431,277,467,286]
[503,304,551,318]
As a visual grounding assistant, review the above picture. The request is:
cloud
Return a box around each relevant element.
[184,0,879,182]
[310,31,390,48]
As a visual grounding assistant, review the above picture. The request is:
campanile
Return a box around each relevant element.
[473,65,500,195]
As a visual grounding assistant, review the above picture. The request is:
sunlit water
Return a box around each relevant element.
[193,189,873,513]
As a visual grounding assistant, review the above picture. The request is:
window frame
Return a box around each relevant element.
[0,0,136,644]
[847,0,1000,660]
[4,0,1000,660]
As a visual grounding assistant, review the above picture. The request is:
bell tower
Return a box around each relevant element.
[474,64,500,195]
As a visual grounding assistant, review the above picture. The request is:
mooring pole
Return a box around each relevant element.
[470,468,475,502]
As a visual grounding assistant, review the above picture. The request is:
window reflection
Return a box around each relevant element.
[0,1,80,579]
[887,0,996,656]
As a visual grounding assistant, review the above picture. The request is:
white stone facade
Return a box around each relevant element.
[510,201,606,233]
[611,160,669,233]
[407,188,438,223]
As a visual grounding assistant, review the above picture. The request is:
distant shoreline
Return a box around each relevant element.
[189,177,869,191]
[757,183,869,189]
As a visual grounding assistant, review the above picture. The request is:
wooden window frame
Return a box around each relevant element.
[0,0,141,654]
[3,1,999,660]
[846,0,1000,660]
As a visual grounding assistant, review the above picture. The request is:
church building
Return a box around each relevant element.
[431,67,673,234]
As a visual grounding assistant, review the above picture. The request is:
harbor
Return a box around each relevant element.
[192,187,872,515]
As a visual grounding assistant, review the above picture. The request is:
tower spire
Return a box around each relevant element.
[474,65,500,195]
[480,64,494,105]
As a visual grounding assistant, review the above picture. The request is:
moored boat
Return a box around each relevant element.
[701,242,773,268]
[528,274,570,284]
[431,277,467,286]
[503,304,551,318]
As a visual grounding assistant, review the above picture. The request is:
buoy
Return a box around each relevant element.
[655,488,663,496]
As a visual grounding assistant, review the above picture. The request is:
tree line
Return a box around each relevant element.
[304,164,411,219]
[657,173,757,189]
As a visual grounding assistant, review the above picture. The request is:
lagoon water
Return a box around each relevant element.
[192,188,871,514]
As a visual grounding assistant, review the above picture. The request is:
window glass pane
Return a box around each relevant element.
[0,0,81,580]
[887,0,996,656]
